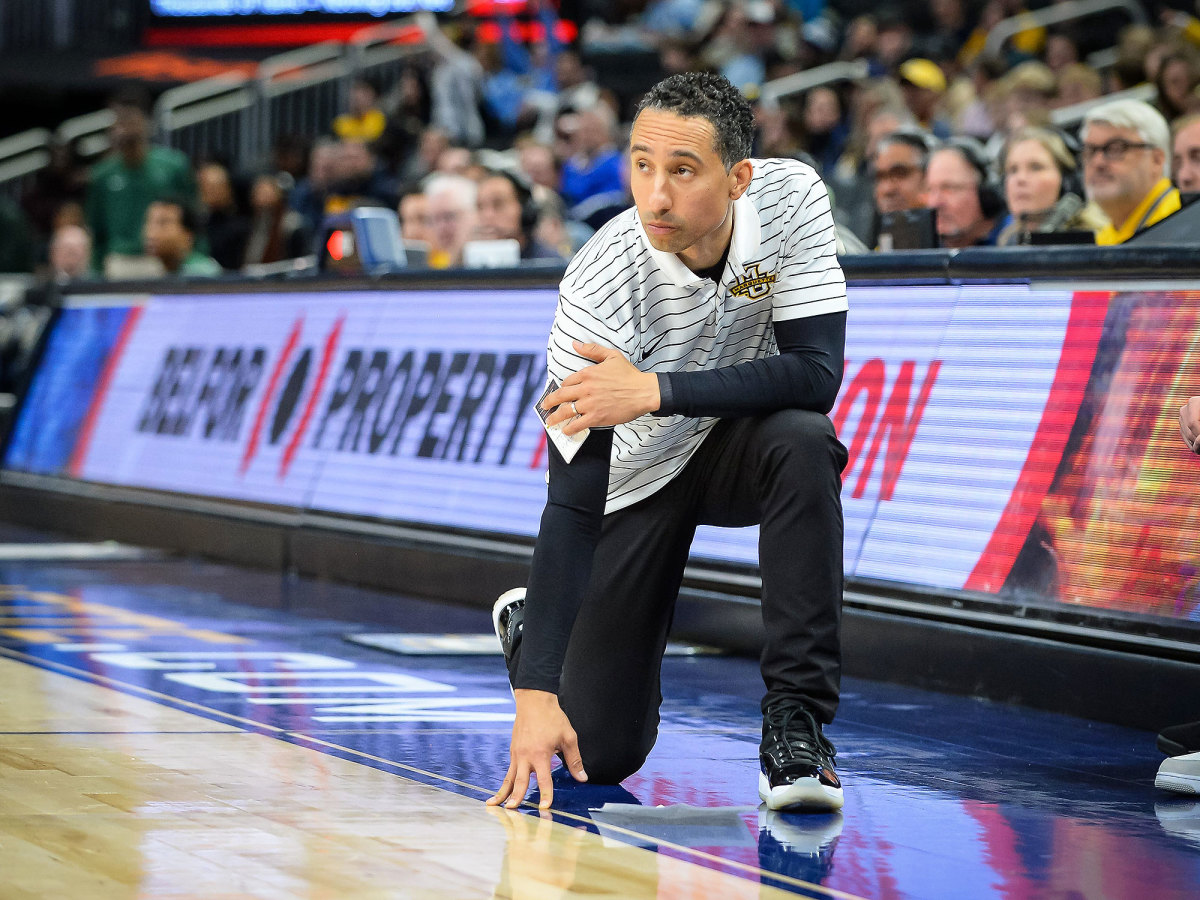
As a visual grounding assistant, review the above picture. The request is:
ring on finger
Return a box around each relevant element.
[570,401,579,416]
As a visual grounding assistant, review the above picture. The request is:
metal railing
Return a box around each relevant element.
[760,60,872,105]
[157,75,257,169]
[257,41,352,159]
[742,0,1146,107]
[58,109,116,160]
[0,14,439,202]
[351,19,433,93]
[1051,83,1158,128]
[982,0,1148,61]
[0,108,115,204]
[0,130,51,204]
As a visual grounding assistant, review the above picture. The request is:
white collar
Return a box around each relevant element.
[636,191,761,287]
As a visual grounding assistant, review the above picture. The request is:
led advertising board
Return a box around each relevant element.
[143,0,574,46]
[7,284,1200,627]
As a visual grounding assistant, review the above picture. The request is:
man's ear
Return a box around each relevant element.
[729,159,753,200]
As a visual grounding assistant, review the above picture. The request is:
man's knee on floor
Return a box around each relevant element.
[579,738,652,784]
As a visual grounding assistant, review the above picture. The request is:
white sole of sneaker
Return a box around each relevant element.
[492,587,525,647]
[1156,772,1200,795]
[1156,754,1200,795]
[759,772,845,812]
[493,588,524,701]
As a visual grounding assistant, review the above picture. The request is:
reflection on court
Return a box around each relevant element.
[1,557,1198,899]
[0,656,824,899]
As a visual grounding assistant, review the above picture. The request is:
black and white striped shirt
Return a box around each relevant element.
[547,157,848,513]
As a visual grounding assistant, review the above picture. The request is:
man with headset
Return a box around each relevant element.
[476,168,565,262]
[924,138,1006,249]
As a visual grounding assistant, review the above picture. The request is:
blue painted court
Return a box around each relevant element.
[1,532,1196,899]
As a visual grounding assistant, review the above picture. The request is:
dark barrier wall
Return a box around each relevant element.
[5,247,1200,646]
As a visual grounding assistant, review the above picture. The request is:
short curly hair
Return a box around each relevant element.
[634,72,754,170]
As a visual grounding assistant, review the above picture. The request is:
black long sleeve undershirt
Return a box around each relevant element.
[516,427,612,692]
[656,311,846,418]
[513,310,847,693]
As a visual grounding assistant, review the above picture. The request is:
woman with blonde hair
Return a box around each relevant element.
[996,126,1109,245]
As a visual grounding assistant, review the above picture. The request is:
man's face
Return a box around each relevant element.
[477,176,524,242]
[872,141,925,213]
[336,142,374,181]
[349,82,376,116]
[1173,120,1200,192]
[109,105,149,155]
[804,88,841,136]
[426,190,476,258]
[251,175,283,212]
[1082,121,1164,218]
[924,149,986,247]
[553,115,580,162]
[519,145,557,189]
[629,108,750,270]
[863,111,904,160]
[198,164,233,212]
[436,147,472,175]
[1161,59,1193,109]
[399,193,428,243]
[419,129,449,167]
[555,52,586,89]
[111,105,149,151]
[50,227,90,278]
[576,109,611,156]
[143,202,191,266]
[309,146,337,185]
[901,82,937,120]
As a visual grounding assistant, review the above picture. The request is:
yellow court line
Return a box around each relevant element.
[0,645,867,900]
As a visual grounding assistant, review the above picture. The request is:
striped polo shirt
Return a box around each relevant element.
[547,157,848,513]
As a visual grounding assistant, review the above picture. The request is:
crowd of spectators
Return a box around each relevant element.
[7,0,1200,281]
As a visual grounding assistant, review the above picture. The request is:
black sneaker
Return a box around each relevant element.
[492,587,526,671]
[759,703,843,811]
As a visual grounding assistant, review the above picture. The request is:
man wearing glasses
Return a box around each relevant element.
[1081,99,1181,245]
[870,130,932,231]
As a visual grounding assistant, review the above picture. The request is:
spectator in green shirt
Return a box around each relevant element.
[86,86,196,275]
[143,198,222,278]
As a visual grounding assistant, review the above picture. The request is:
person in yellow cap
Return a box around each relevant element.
[898,59,952,139]
[1081,98,1181,245]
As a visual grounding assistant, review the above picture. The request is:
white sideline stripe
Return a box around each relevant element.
[0,542,153,561]
[345,633,723,656]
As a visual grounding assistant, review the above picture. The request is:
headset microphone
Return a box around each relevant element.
[1037,192,1084,233]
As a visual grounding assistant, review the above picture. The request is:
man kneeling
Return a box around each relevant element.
[488,72,849,814]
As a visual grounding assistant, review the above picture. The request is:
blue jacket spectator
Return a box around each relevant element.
[558,106,625,215]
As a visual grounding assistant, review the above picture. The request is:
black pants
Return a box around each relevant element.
[531,409,847,784]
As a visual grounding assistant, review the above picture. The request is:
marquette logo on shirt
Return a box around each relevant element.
[730,264,777,300]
